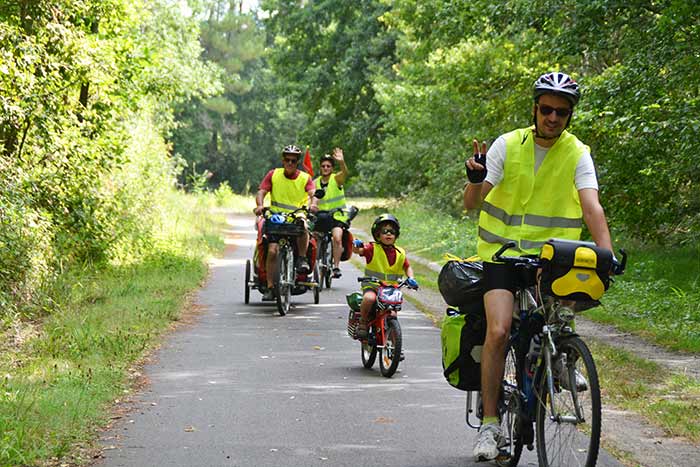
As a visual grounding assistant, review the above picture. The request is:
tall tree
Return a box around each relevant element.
[260,0,396,183]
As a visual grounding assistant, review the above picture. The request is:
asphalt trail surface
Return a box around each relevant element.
[97,214,623,467]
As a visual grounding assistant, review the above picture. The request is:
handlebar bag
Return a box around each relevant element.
[438,258,484,307]
[441,307,486,391]
[539,239,613,301]
[264,219,305,237]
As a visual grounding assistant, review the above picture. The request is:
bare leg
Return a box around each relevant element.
[481,289,514,420]
[297,230,309,258]
[266,243,279,289]
[360,290,377,323]
[331,226,343,268]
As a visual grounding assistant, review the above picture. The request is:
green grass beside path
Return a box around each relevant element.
[0,191,250,466]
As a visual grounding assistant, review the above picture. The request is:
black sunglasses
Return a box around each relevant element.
[283,157,299,164]
[381,228,397,235]
[538,104,572,118]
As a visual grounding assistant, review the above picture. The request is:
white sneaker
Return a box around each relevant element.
[473,423,501,462]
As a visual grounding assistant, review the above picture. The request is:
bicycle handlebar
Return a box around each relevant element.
[255,206,311,217]
[492,241,627,275]
[356,276,418,290]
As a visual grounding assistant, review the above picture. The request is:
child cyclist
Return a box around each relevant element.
[352,213,418,338]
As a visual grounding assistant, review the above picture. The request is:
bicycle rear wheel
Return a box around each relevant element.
[496,345,524,467]
[535,336,601,467]
[361,340,377,368]
[323,236,333,289]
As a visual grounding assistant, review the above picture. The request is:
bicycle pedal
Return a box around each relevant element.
[495,450,511,461]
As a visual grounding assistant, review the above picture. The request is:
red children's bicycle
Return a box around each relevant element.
[346,277,418,377]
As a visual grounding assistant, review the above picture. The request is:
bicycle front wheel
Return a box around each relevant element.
[275,245,293,316]
[535,336,601,467]
[379,318,402,377]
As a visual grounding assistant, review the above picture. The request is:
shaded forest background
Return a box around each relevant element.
[1,0,698,318]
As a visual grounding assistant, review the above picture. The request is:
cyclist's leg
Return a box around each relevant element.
[266,242,279,289]
[356,289,377,338]
[331,225,343,268]
[481,289,514,420]
[296,228,309,258]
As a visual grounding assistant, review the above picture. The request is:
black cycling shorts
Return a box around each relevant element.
[482,261,518,295]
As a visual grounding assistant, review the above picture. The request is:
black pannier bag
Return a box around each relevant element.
[539,238,613,301]
[438,258,484,309]
[311,211,335,233]
[441,306,486,391]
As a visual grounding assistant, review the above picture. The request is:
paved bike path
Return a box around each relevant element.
[96,213,623,467]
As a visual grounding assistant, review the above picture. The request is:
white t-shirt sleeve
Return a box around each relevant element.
[484,136,507,186]
[575,151,598,191]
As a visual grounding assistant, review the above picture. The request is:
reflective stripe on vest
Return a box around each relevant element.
[477,127,586,261]
[364,243,405,284]
[314,175,348,223]
[270,168,310,213]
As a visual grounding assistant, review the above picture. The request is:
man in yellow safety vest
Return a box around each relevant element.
[255,145,318,300]
[313,147,349,278]
[463,72,614,462]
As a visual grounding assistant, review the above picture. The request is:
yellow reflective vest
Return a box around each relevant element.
[270,168,311,213]
[364,243,406,284]
[314,174,348,223]
[477,127,588,262]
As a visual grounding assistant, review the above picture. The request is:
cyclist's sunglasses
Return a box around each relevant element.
[381,228,397,235]
[538,104,572,118]
[283,157,299,164]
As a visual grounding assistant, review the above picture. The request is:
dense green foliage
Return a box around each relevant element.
[372,0,700,243]
[169,1,699,243]
[0,0,218,317]
[170,1,288,193]
[262,0,396,173]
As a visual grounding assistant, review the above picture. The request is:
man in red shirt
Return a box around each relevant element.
[255,145,318,300]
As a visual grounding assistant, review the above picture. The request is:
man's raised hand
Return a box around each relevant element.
[465,139,487,183]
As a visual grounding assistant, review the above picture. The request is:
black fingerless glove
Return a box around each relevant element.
[466,152,487,183]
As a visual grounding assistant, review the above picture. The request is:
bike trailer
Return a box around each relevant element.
[539,239,613,301]
[438,255,484,307]
[441,306,486,391]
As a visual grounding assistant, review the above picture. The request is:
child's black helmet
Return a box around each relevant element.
[371,213,400,241]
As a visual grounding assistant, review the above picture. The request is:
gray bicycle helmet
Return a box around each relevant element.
[282,145,302,156]
[533,72,580,107]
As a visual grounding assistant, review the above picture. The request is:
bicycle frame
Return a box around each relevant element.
[367,308,397,348]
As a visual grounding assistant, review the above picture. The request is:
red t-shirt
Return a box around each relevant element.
[259,169,315,192]
[360,242,410,270]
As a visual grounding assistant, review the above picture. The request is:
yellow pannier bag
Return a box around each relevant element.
[539,239,613,301]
